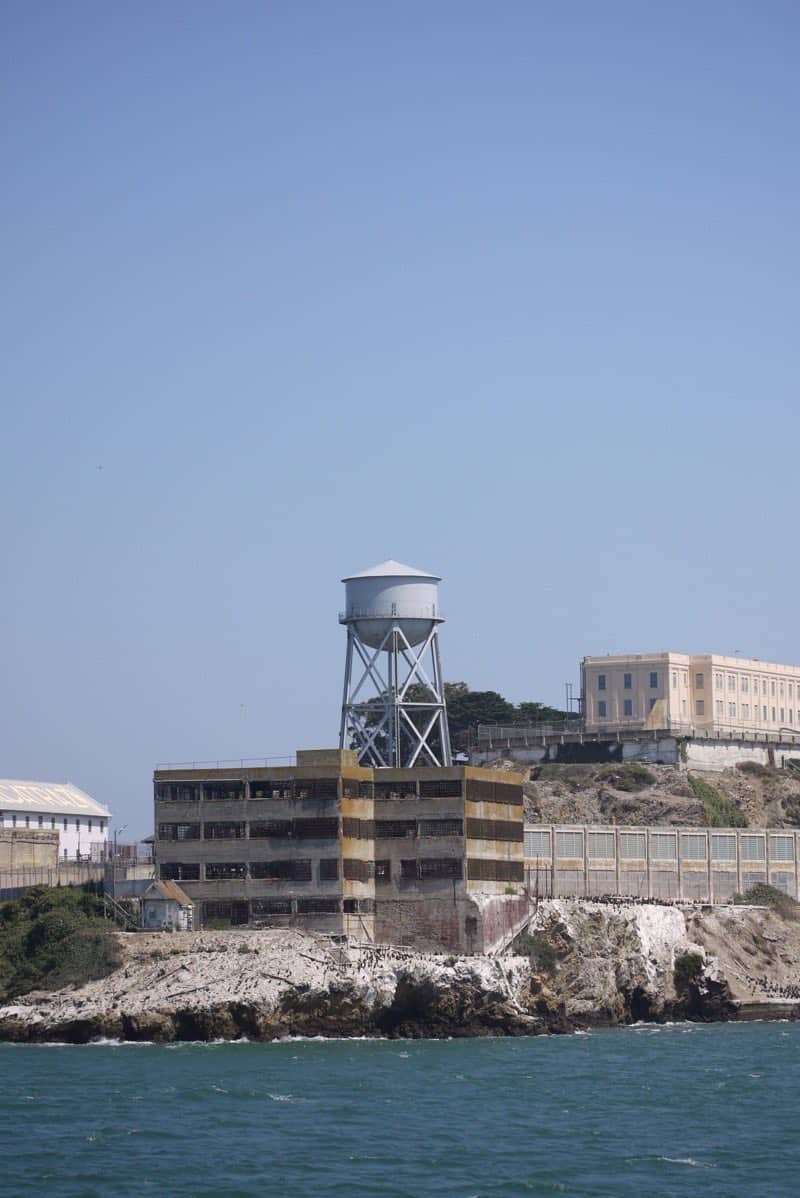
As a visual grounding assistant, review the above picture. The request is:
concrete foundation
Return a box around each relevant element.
[472,732,800,773]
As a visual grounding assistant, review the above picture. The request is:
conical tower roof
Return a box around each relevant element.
[342,559,440,582]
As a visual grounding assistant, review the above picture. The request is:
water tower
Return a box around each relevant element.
[339,559,452,767]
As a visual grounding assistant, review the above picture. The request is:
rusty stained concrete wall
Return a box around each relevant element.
[375,893,531,954]
[0,829,59,871]
[463,793,524,896]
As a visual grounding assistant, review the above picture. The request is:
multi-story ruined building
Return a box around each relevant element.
[153,749,526,952]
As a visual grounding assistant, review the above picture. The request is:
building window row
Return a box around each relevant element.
[704,704,796,725]
[156,779,341,803]
[712,675,797,699]
[374,818,465,839]
[156,778,485,803]
[158,818,341,842]
[161,859,343,883]
[5,814,106,833]
[160,856,478,884]
[598,672,659,692]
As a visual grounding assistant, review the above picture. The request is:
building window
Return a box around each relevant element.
[623,673,632,689]
[50,818,55,829]
[11,815,16,827]
[790,710,794,725]
[780,708,785,723]
[729,703,736,718]
[715,673,723,690]
[771,681,776,697]
[648,698,657,712]
[728,675,735,690]
[695,673,704,688]
[88,820,93,833]
[743,704,749,719]
[161,862,200,881]
[63,818,68,831]
[205,862,247,880]
[38,815,43,827]
[742,678,749,693]
[75,819,79,831]
[682,699,687,715]
[25,816,30,828]
[649,672,658,688]
[696,700,705,716]
[623,700,633,717]
[319,858,339,882]
[598,701,607,718]
[772,707,776,722]
[790,684,794,700]
[763,680,767,695]
[598,674,606,691]
[763,706,768,720]
[672,672,677,688]
[715,700,723,716]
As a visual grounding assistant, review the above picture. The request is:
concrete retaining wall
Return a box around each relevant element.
[473,734,800,773]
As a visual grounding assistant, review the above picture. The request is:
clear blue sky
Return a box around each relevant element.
[2,2,798,838]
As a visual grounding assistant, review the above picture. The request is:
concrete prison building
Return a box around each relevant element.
[0,780,110,862]
[153,749,527,953]
[583,652,800,741]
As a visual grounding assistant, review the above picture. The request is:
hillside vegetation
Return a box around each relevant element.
[517,761,800,827]
[0,886,121,1001]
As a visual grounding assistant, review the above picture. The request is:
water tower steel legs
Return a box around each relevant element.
[339,622,452,768]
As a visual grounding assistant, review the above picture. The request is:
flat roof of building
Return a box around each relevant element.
[0,780,110,818]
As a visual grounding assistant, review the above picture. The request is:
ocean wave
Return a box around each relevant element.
[658,1156,716,1169]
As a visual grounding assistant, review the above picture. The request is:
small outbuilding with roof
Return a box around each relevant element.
[141,880,194,932]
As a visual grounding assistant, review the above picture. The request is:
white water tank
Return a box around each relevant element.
[340,559,443,649]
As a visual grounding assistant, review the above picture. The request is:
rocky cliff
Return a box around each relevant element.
[1,898,797,1043]
[518,760,800,827]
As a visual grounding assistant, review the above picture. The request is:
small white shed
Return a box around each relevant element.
[141,880,194,932]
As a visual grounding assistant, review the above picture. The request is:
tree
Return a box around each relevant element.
[349,681,572,760]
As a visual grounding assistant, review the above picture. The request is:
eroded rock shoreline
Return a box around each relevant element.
[1,900,798,1043]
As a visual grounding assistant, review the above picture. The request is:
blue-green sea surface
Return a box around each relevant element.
[2,1022,799,1197]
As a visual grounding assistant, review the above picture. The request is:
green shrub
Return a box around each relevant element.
[0,885,121,1000]
[733,884,799,918]
[736,760,772,778]
[674,951,704,993]
[532,763,596,791]
[687,774,747,827]
[517,932,560,976]
[599,763,656,792]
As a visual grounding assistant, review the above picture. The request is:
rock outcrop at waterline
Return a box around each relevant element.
[0,900,797,1042]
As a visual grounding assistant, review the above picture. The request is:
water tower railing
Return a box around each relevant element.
[339,604,444,622]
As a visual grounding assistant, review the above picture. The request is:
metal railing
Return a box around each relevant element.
[155,755,294,770]
[476,720,582,742]
[475,720,800,747]
[338,605,443,622]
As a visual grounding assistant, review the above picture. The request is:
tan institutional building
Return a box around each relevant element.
[582,652,800,739]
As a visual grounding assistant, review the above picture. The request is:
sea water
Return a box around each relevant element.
[2,1022,799,1197]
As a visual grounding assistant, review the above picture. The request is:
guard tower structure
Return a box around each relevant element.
[339,560,452,768]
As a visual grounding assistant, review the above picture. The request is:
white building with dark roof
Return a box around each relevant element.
[0,781,110,862]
